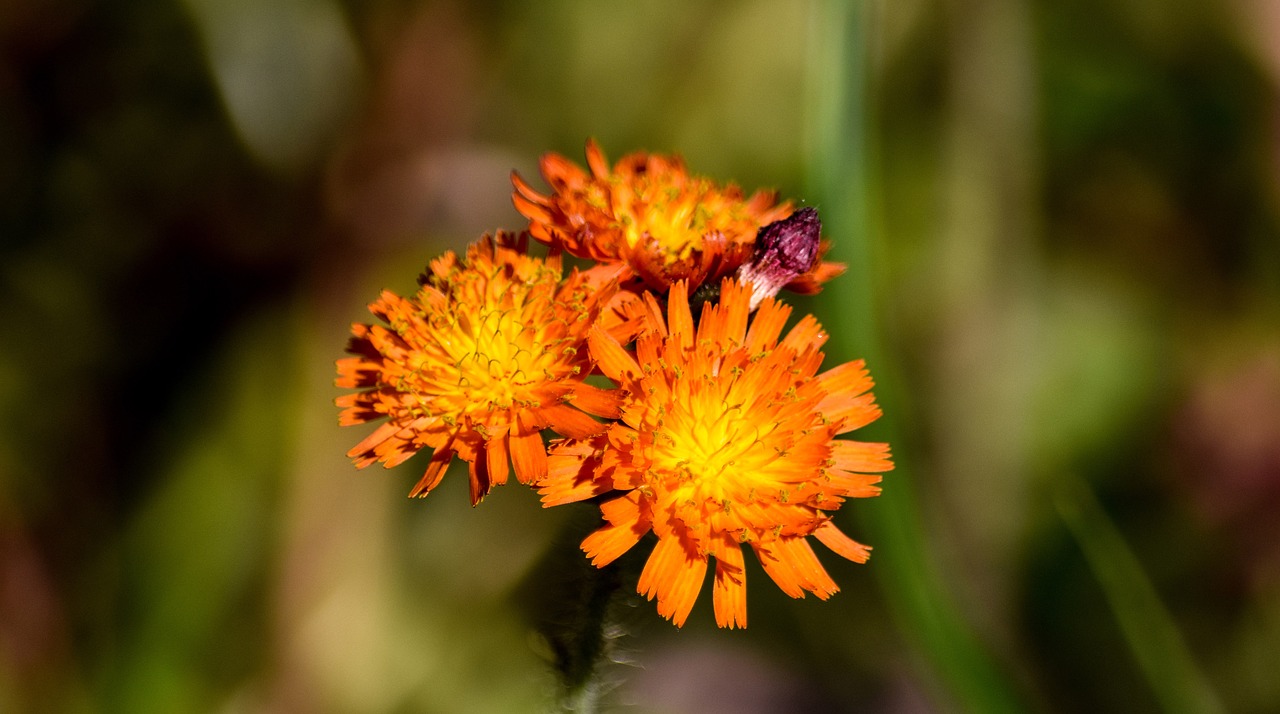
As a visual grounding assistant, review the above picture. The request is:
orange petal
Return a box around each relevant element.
[587,324,641,384]
[780,314,827,353]
[635,332,664,370]
[485,436,510,488]
[334,356,381,389]
[540,403,606,439]
[820,393,882,433]
[600,289,647,341]
[540,436,609,505]
[640,291,668,338]
[540,151,585,188]
[379,426,425,468]
[638,536,707,628]
[343,323,377,356]
[409,443,454,497]
[666,281,695,351]
[584,138,610,178]
[467,453,491,506]
[712,539,748,629]
[335,393,382,426]
[539,474,606,506]
[426,252,459,282]
[824,471,883,498]
[346,421,401,462]
[582,496,650,566]
[511,170,550,202]
[717,279,751,347]
[509,429,548,485]
[744,298,791,353]
[565,382,622,419]
[785,260,847,294]
[755,537,838,599]
[754,542,803,597]
[416,284,448,312]
[781,537,839,598]
[512,188,555,225]
[814,520,872,564]
[599,489,645,525]
[816,359,873,398]
[829,440,894,473]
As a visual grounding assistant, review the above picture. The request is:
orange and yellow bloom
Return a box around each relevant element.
[336,233,626,505]
[511,140,844,295]
[539,279,892,628]
[337,141,892,629]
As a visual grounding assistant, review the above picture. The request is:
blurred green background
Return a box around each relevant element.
[3,0,1279,712]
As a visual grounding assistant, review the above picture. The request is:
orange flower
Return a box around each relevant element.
[539,279,892,628]
[511,140,844,295]
[335,233,626,505]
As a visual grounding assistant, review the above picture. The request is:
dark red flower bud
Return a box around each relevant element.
[737,207,822,308]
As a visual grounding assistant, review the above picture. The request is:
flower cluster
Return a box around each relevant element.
[337,141,891,628]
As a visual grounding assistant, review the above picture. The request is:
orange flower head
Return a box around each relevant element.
[335,233,624,505]
[511,140,844,295]
[539,279,892,628]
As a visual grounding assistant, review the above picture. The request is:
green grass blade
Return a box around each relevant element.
[804,2,1025,711]
[1055,475,1225,714]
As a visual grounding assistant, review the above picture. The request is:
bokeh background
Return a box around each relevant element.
[3,0,1279,712]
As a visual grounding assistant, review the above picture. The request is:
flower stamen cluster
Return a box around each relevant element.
[336,233,624,504]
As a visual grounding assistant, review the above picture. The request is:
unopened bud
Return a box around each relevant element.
[736,207,822,309]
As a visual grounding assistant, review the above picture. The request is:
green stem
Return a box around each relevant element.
[514,506,639,712]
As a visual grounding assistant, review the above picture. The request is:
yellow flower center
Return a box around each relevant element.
[609,176,750,266]
[447,309,544,406]
[394,261,586,424]
[634,356,821,540]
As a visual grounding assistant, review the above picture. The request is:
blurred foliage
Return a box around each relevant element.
[2,0,1279,712]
